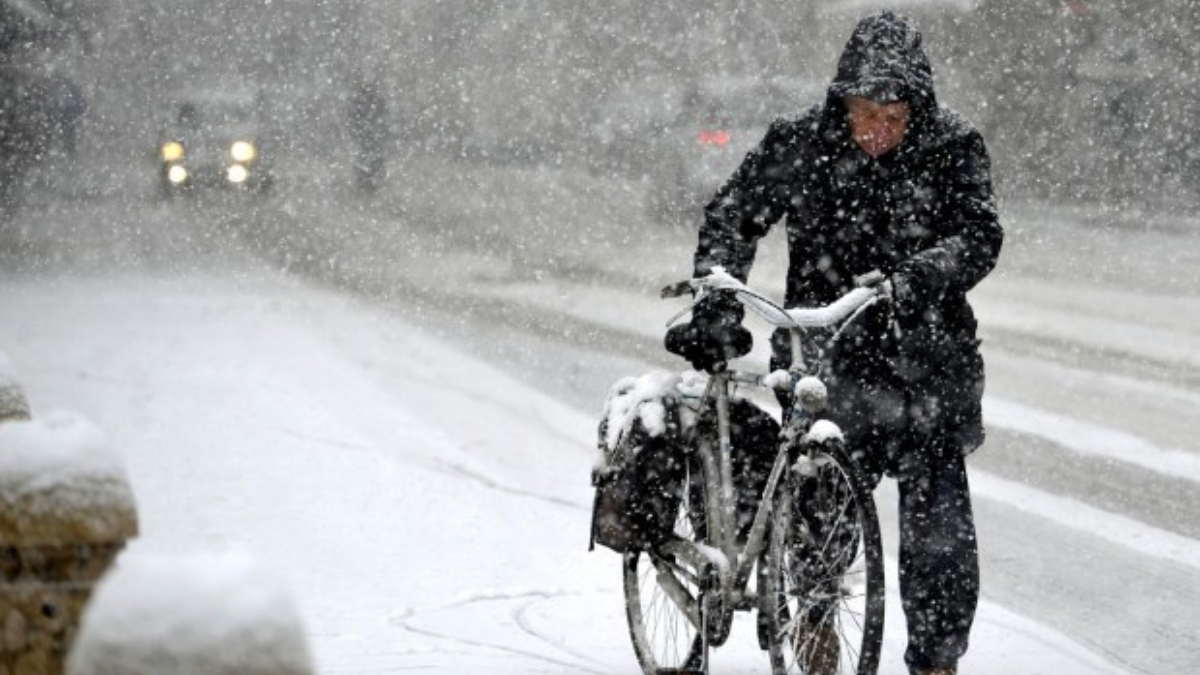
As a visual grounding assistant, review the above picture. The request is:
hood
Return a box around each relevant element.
[827,11,937,114]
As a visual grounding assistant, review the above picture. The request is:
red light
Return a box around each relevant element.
[698,130,730,146]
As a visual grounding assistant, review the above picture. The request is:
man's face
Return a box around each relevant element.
[845,96,910,157]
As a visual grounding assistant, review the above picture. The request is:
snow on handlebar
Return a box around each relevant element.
[664,267,887,330]
[785,287,881,328]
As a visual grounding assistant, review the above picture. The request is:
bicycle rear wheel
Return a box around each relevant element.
[623,462,712,675]
[761,439,885,675]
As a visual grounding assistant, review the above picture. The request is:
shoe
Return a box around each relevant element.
[794,618,839,675]
[919,669,956,675]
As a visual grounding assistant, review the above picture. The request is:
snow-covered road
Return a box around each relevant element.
[0,267,1154,674]
[2,156,1198,672]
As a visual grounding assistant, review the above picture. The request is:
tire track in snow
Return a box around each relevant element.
[357,350,597,457]
[513,596,618,671]
[280,428,588,511]
[408,454,589,511]
[392,591,613,675]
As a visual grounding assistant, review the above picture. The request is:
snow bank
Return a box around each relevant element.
[0,350,30,421]
[68,550,315,675]
[0,412,136,544]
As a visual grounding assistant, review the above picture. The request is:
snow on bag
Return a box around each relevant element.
[589,370,781,552]
[590,372,690,553]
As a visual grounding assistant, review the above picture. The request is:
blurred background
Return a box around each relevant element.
[0,0,1196,219]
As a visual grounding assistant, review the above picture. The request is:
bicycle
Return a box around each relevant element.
[619,267,888,675]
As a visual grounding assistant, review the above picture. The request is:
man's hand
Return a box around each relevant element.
[664,290,752,372]
[889,272,921,321]
[665,321,753,372]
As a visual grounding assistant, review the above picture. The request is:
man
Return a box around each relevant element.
[668,11,1002,675]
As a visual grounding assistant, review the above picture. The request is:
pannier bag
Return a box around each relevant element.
[589,372,780,552]
[590,373,689,553]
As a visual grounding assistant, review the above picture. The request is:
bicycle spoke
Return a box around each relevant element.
[650,556,703,631]
[642,562,697,661]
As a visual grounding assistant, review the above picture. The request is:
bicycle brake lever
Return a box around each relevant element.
[661,279,693,299]
[664,279,713,327]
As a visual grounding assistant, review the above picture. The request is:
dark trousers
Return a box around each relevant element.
[784,417,980,673]
[864,428,980,674]
[772,331,982,671]
[805,365,981,673]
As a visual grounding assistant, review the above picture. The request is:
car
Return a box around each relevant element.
[156,86,275,198]
[648,75,825,226]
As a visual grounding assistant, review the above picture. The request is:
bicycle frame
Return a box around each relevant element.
[656,268,886,646]
[659,367,805,646]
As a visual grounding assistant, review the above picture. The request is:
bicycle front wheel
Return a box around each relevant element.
[761,439,885,675]
[623,462,712,675]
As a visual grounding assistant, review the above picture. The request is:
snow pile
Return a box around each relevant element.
[0,350,30,421]
[805,419,845,445]
[68,550,315,675]
[0,412,136,544]
[795,375,829,413]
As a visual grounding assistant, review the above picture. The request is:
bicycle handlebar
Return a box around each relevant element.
[665,267,888,331]
[785,287,880,328]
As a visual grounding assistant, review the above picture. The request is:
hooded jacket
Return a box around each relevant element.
[693,11,1003,449]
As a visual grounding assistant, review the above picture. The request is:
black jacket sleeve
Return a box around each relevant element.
[694,119,793,283]
[896,127,1003,301]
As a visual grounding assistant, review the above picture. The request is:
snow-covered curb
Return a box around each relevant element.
[0,412,137,544]
[68,550,315,675]
[0,350,30,422]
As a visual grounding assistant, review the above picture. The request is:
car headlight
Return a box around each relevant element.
[167,164,188,184]
[161,141,185,162]
[227,164,249,184]
[230,141,256,163]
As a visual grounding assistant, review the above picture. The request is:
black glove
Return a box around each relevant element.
[665,291,752,372]
[889,271,922,323]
